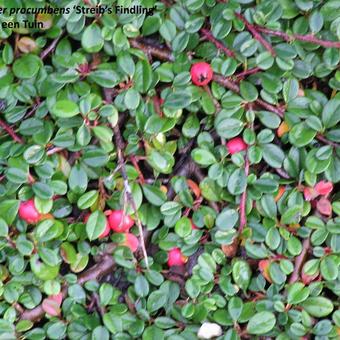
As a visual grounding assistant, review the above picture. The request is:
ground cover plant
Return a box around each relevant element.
[0,0,339,339]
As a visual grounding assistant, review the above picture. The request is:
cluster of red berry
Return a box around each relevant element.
[191,62,248,155]
[18,200,192,266]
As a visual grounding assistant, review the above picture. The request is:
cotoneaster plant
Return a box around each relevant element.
[0,0,339,339]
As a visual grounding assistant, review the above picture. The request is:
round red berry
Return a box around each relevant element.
[121,233,139,252]
[190,62,213,86]
[108,210,134,232]
[226,137,247,155]
[167,248,187,267]
[18,199,41,224]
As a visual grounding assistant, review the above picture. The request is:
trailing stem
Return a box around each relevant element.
[288,237,310,284]
[104,89,149,269]
[201,28,236,58]
[0,118,24,144]
[255,25,340,49]
[20,255,115,322]
[235,13,276,56]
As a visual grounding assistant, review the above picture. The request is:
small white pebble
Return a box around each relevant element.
[197,322,222,339]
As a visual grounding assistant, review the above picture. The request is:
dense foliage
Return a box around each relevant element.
[0,0,339,339]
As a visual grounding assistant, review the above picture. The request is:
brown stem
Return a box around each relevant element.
[255,98,285,118]
[275,168,290,179]
[0,118,24,144]
[316,134,340,148]
[20,255,115,322]
[104,89,149,269]
[200,28,236,58]
[288,237,310,284]
[235,66,262,80]
[46,147,64,156]
[130,155,145,184]
[255,25,340,49]
[235,13,276,56]
[40,34,63,60]
[213,74,240,92]
[129,38,175,61]
[213,74,285,117]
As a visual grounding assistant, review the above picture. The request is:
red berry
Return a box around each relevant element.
[167,248,187,267]
[18,199,41,224]
[190,62,213,86]
[84,213,110,239]
[226,137,247,155]
[121,233,139,252]
[108,210,134,232]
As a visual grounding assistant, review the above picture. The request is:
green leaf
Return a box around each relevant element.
[287,283,310,304]
[82,23,104,53]
[240,81,258,101]
[232,260,251,291]
[191,148,216,166]
[86,211,106,241]
[247,311,276,335]
[228,296,243,321]
[164,91,191,110]
[0,200,19,225]
[215,117,244,139]
[147,150,174,174]
[82,148,109,167]
[77,190,99,209]
[51,100,79,118]
[142,184,167,206]
[283,78,299,103]
[227,168,247,195]
[92,126,113,144]
[262,143,285,168]
[0,218,9,237]
[124,88,140,110]
[289,123,317,147]
[301,297,334,317]
[147,291,167,313]
[281,206,302,224]
[265,227,280,250]
[175,216,191,237]
[69,164,88,194]
[135,275,150,297]
[257,111,281,129]
[88,69,120,88]
[13,54,41,79]
[134,60,153,93]
[30,254,60,281]
[320,256,338,281]
[216,209,238,230]
[322,99,340,128]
